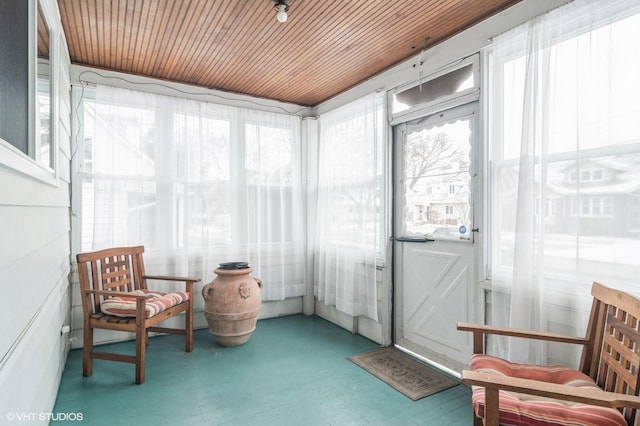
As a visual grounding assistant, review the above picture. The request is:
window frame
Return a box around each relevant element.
[0,0,58,186]
[389,54,480,126]
[316,93,388,257]
[485,4,640,286]
[72,85,303,254]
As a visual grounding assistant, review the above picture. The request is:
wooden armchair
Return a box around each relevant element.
[457,282,640,426]
[76,246,200,384]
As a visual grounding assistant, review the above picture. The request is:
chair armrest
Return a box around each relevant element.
[457,322,588,354]
[143,275,201,283]
[143,275,199,296]
[461,370,640,409]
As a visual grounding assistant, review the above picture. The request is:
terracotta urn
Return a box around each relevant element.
[202,262,262,347]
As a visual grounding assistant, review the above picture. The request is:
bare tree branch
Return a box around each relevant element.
[406,131,464,190]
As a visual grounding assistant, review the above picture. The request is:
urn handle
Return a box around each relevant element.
[202,283,214,301]
[255,278,262,289]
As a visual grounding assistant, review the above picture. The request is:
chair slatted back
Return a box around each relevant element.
[581,282,640,425]
[101,255,132,289]
[77,246,147,314]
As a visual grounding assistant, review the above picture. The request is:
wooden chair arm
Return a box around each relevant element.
[143,275,201,283]
[461,370,640,426]
[457,322,589,354]
[143,275,199,295]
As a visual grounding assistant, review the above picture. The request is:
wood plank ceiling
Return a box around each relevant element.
[58,0,521,106]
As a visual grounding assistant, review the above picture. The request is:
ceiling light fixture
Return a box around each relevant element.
[273,0,290,23]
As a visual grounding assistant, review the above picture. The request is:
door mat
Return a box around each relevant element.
[348,347,458,401]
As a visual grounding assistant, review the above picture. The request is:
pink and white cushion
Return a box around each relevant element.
[100,289,189,318]
[470,354,627,426]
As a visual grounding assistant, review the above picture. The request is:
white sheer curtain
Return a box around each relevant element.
[314,93,385,321]
[74,84,305,301]
[488,0,640,365]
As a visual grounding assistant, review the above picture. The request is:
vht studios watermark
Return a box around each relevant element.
[6,412,84,422]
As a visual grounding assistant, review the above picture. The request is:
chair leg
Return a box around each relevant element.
[83,324,94,377]
[484,388,500,426]
[135,325,146,384]
[186,301,193,352]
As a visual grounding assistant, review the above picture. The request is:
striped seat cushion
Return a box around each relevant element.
[470,354,627,426]
[101,289,189,318]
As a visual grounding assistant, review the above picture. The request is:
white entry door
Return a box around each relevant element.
[393,102,478,373]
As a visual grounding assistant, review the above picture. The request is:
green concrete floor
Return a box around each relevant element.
[53,314,472,425]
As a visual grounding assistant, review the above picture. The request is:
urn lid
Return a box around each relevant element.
[218,261,249,270]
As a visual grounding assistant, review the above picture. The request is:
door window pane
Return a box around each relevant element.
[402,110,473,241]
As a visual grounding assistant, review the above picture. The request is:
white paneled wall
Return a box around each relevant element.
[0,0,71,421]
